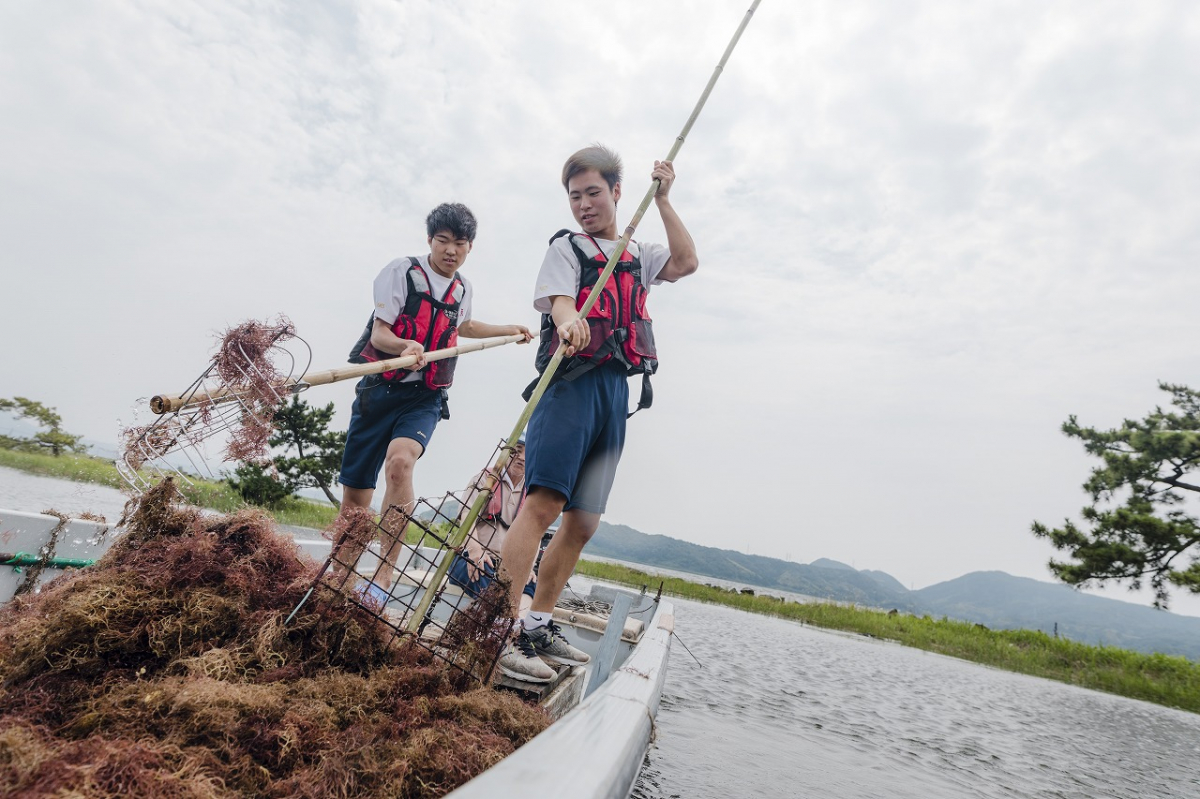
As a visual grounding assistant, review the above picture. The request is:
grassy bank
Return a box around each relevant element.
[575,559,1200,714]
[0,448,338,529]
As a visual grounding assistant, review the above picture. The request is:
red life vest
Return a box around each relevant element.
[351,257,465,390]
[528,230,657,413]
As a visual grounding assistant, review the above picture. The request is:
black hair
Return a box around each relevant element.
[425,202,478,242]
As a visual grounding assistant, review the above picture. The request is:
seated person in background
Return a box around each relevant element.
[449,436,537,616]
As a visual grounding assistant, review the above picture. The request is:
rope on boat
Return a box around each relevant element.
[557,596,659,618]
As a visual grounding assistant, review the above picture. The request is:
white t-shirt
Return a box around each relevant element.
[372,255,474,382]
[373,254,474,326]
[533,236,670,314]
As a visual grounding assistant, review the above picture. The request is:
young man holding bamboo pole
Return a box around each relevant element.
[333,203,531,604]
[496,146,698,682]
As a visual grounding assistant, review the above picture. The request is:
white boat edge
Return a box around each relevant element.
[1,509,676,799]
[448,597,674,799]
[0,509,112,601]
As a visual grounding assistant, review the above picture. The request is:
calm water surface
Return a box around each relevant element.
[4,468,1199,798]
[0,466,130,521]
[633,595,1200,798]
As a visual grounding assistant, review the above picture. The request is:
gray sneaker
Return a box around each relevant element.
[498,630,556,683]
[526,621,591,666]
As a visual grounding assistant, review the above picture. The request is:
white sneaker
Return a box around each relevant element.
[498,630,556,683]
[525,621,590,666]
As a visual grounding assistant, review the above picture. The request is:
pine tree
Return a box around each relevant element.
[269,396,347,507]
[226,396,346,508]
[0,397,86,456]
[1032,382,1200,608]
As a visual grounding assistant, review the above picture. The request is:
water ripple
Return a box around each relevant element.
[633,592,1200,799]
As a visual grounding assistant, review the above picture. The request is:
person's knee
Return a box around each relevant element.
[383,445,418,484]
[559,525,596,547]
[558,511,600,546]
[524,487,566,527]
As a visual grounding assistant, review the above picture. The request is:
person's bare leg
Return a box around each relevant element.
[498,486,566,616]
[330,486,374,582]
[372,437,423,586]
[528,508,599,614]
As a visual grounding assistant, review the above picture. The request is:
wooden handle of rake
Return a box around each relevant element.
[149,333,527,414]
[403,0,764,633]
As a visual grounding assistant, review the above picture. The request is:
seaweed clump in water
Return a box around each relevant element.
[0,479,548,798]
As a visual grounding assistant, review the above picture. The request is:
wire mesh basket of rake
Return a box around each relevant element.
[298,488,517,684]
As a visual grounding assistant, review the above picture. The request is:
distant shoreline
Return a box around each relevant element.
[0,449,338,529]
[574,559,1200,715]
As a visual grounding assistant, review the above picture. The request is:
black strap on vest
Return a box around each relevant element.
[347,257,424,364]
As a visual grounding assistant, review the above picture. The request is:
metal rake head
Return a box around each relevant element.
[117,319,312,492]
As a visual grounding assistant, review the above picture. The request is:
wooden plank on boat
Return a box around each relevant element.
[494,660,572,701]
[539,665,586,721]
[553,606,645,643]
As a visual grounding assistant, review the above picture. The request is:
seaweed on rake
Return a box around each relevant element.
[0,479,549,798]
[118,317,303,487]
[212,317,295,464]
[213,317,294,396]
[324,504,380,548]
[225,409,275,465]
[119,417,190,474]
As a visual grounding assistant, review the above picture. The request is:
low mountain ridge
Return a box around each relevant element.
[913,571,1200,659]
[587,521,1200,660]
[587,523,915,609]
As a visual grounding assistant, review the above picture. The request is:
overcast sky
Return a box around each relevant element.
[3,1,1198,614]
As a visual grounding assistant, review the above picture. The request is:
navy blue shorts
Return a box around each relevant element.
[448,554,536,599]
[525,364,628,514]
[339,377,443,490]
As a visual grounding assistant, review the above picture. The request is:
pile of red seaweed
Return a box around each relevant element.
[0,480,548,798]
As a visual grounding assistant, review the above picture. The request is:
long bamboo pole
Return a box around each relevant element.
[149,333,527,414]
[404,0,764,633]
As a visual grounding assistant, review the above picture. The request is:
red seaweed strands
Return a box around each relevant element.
[117,318,312,491]
[211,317,295,465]
[0,479,549,798]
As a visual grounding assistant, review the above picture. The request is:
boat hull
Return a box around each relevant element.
[447,599,674,799]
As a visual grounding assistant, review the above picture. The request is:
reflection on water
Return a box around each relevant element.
[634,595,1200,799]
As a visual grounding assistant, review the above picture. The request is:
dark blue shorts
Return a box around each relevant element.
[525,364,628,514]
[448,554,536,598]
[339,377,443,490]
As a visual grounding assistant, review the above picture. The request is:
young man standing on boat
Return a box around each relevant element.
[497,146,699,682]
[335,202,531,606]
